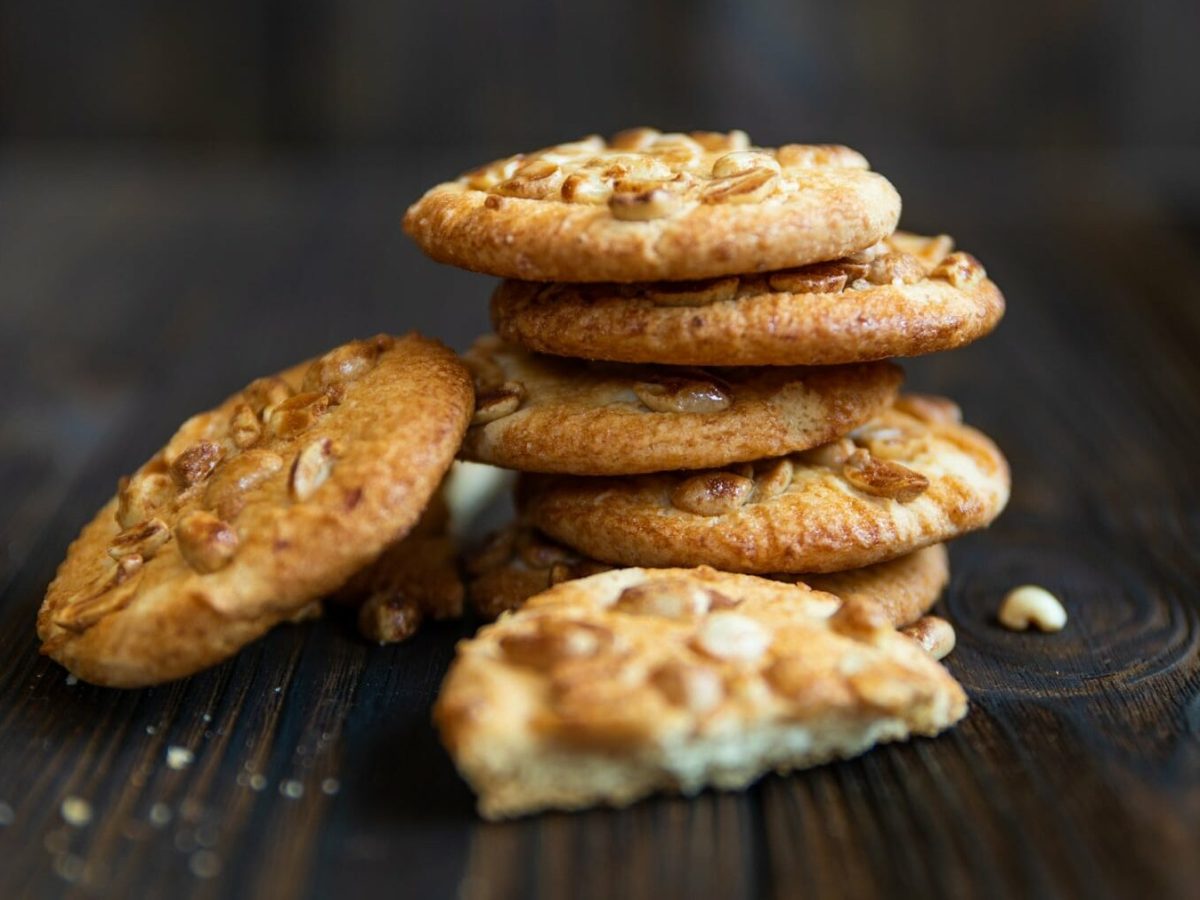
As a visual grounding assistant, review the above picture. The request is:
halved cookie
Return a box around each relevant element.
[467,523,948,628]
[404,128,900,282]
[460,336,901,475]
[38,334,474,687]
[520,396,1009,574]
[492,233,1004,365]
[435,567,967,819]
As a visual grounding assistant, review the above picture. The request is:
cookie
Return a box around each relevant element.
[435,567,967,819]
[38,334,474,687]
[492,232,1004,365]
[460,336,902,475]
[404,128,901,283]
[334,486,464,644]
[468,523,947,627]
[519,397,1009,574]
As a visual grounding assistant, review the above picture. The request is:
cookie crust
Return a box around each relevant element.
[38,334,473,687]
[492,233,1004,365]
[404,129,900,282]
[435,567,967,819]
[460,336,901,475]
[520,400,1009,574]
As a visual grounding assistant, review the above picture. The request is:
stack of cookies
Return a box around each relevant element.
[37,127,1011,824]
[403,128,1010,817]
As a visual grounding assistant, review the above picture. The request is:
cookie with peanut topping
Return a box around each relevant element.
[460,335,901,475]
[435,566,967,819]
[467,522,948,627]
[404,128,901,283]
[38,333,473,687]
[492,232,1005,365]
[519,397,1009,574]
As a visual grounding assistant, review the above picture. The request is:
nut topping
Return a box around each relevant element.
[500,619,615,668]
[228,403,263,449]
[711,150,782,178]
[796,437,855,469]
[692,612,771,663]
[613,579,733,619]
[644,276,739,307]
[865,252,925,286]
[650,662,724,713]
[169,441,224,489]
[842,449,929,502]
[608,188,681,221]
[175,511,239,573]
[849,423,927,461]
[670,471,754,516]
[267,391,331,439]
[998,585,1067,633]
[358,592,422,645]
[830,597,891,642]
[205,449,284,518]
[242,376,294,416]
[115,471,175,529]
[701,167,778,204]
[473,380,526,425]
[560,171,610,204]
[754,458,793,499]
[930,251,985,288]
[633,377,731,414]
[53,556,144,632]
[902,615,956,660]
[290,438,336,501]
[302,339,381,392]
[108,517,171,561]
[775,144,867,168]
[887,232,954,267]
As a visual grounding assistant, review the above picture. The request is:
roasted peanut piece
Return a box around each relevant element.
[692,612,770,663]
[998,585,1067,632]
[797,438,855,468]
[115,471,175,529]
[302,339,380,391]
[842,449,929,502]
[169,442,224,489]
[614,579,730,619]
[650,662,724,713]
[754,458,793,499]
[608,188,681,221]
[893,394,963,426]
[633,377,731,414]
[644,277,739,307]
[267,391,331,439]
[931,251,985,287]
[290,438,336,501]
[500,620,614,667]
[670,471,754,516]
[228,403,263,449]
[108,518,171,561]
[175,511,239,573]
[473,381,526,425]
[902,616,956,660]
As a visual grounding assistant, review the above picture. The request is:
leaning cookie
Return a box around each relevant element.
[404,128,900,283]
[460,336,901,475]
[492,233,1004,366]
[38,334,474,687]
[520,396,1009,574]
[435,567,967,819]
[468,523,947,628]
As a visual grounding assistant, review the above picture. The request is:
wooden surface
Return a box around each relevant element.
[1,148,1198,899]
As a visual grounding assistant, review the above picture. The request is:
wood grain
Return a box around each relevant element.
[0,151,1197,899]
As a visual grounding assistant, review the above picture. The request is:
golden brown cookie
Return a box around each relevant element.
[38,334,474,687]
[435,567,967,819]
[520,397,1009,574]
[404,128,901,283]
[468,523,948,627]
[334,487,464,644]
[492,233,1004,365]
[460,336,901,475]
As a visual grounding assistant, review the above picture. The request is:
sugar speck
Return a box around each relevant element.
[149,803,172,827]
[280,780,304,799]
[60,796,93,827]
[190,849,223,879]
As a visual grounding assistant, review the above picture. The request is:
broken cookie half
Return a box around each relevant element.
[434,566,967,819]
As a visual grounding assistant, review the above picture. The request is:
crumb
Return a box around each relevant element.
[321,778,340,796]
[60,796,92,827]
[279,780,304,799]
[249,774,267,791]
[166,746,194,770]
[149,803,172,827]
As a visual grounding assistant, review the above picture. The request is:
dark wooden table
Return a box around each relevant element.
[1,147,1198,899]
